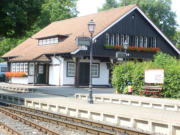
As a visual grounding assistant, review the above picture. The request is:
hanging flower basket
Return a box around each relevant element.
[5,72,27,78]
[104,45,160,52]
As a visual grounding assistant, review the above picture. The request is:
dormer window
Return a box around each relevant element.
[38,36,59,46]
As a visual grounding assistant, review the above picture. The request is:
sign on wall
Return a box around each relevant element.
[145,69,164,84]
[75,36,90,46]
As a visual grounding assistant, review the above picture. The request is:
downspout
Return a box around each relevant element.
[54,54,62,86]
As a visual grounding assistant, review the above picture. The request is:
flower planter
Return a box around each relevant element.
[104,45,160,52]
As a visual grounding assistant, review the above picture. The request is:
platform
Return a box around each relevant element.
[0,89,180,135]
[75,93,180,112]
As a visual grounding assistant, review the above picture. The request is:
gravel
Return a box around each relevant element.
[0,112,46,135]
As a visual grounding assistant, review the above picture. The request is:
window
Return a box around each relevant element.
[20,63,24,72]
[92,64,99,78]
[116,34,119,45]
[24,63,28,72]
[149,37,153,47]
[131,36,135,45]
[16,63,20,72]
[124,35,129,45]
[38,37,59,45]
[144,37,148,48]
[135,36,138,47]
[12,63,16,72]
[29,63,34,75]
[1,67,7,72]
[153,37,157,48]
[139,36,143,47]
[39,40,43,45]
[120,35,124,45]
[111,34,115,45]
[105,33,109,44]
[67,62,75,77]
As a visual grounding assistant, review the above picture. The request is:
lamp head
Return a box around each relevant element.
[88,19,95,34]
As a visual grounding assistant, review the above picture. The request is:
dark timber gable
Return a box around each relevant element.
[77,9,179,60]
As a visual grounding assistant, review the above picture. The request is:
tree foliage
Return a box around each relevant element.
[0,0,78,61]
[98,0,177,41]
[0,0,44,37]
[98,0,118,12]
[112,52,180,98]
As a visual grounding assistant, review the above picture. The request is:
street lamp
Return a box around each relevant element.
[123,40,129,89]
[88,19,95,104]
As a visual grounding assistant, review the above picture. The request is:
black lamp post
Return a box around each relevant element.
[88,19,95,104]
[123,40,129,89]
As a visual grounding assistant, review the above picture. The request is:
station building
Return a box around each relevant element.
[2,4,180,86]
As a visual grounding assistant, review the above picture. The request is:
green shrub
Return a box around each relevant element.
[112,52,180,98]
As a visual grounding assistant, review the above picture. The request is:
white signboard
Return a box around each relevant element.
[76,36,90,46]
[145,69,164,84]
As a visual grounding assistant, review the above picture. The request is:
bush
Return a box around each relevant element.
[112,52,180,98]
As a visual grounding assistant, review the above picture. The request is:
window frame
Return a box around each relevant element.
[1,67,7,72]
[29,63,34,75]
[105,33,110,44]
[144,37,148,48]
[120,34,124,45]
[91,63,100,78]
[139,36,143,47]
[111,34,115,45]
[67,62,75,77]
[135,36,139,47]
[116,33,119,45]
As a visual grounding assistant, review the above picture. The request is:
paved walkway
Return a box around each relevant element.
[0,82,115,97]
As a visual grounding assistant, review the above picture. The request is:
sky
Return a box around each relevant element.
[77,0,180,29]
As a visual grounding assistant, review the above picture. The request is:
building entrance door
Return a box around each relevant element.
[78,63,89,86]
[37,64,46,84]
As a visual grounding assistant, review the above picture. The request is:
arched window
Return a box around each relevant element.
[120,35,124,45]
[111,34,115,45]
[116,34,119,45]
[135,36,138,47]
[105,33,109,44]
[139,36,143,47]
[144,37,148,48]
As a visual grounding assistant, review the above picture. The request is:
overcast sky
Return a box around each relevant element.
[77,0,180,28]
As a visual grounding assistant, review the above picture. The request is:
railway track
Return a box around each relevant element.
[0,101,151,135]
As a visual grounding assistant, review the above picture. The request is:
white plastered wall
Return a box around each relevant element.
[49,56,64,85]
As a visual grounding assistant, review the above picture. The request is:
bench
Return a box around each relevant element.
[140,85,162,97]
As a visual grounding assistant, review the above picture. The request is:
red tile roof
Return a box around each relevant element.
[2,4,137,61]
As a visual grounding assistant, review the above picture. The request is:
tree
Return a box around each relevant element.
[98,0,177,41]
[0,0,78,61]
[98,0,119,11]
[0,0,44,37]
[34,0,78,30]
[173,30,180,50]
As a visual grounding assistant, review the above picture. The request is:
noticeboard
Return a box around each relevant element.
[76,36,90,46]
[145,69,164,84]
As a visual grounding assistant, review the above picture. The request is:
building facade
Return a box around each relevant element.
[2,5,180,86]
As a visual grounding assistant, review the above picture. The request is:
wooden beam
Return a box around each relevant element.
[74,57,80,87]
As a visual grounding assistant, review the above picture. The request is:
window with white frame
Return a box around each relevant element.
[29,63,34,75]
[92,64,99,78]
[124,35,129,45]
[116,34,119,45]
[38,37,59,46]
[67,62,75,77]
[12,63,16,72]
[144,37,148,48]
[153,37,157,48]
[139,36,143,47]
[105,33,109,44]
[111,34,115,45]
[24,63,28,72]
[135,36,138,47]
[16,63,20,72]
[20,63,24,72]
[1,67,7,72]
[120,35,124,45]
